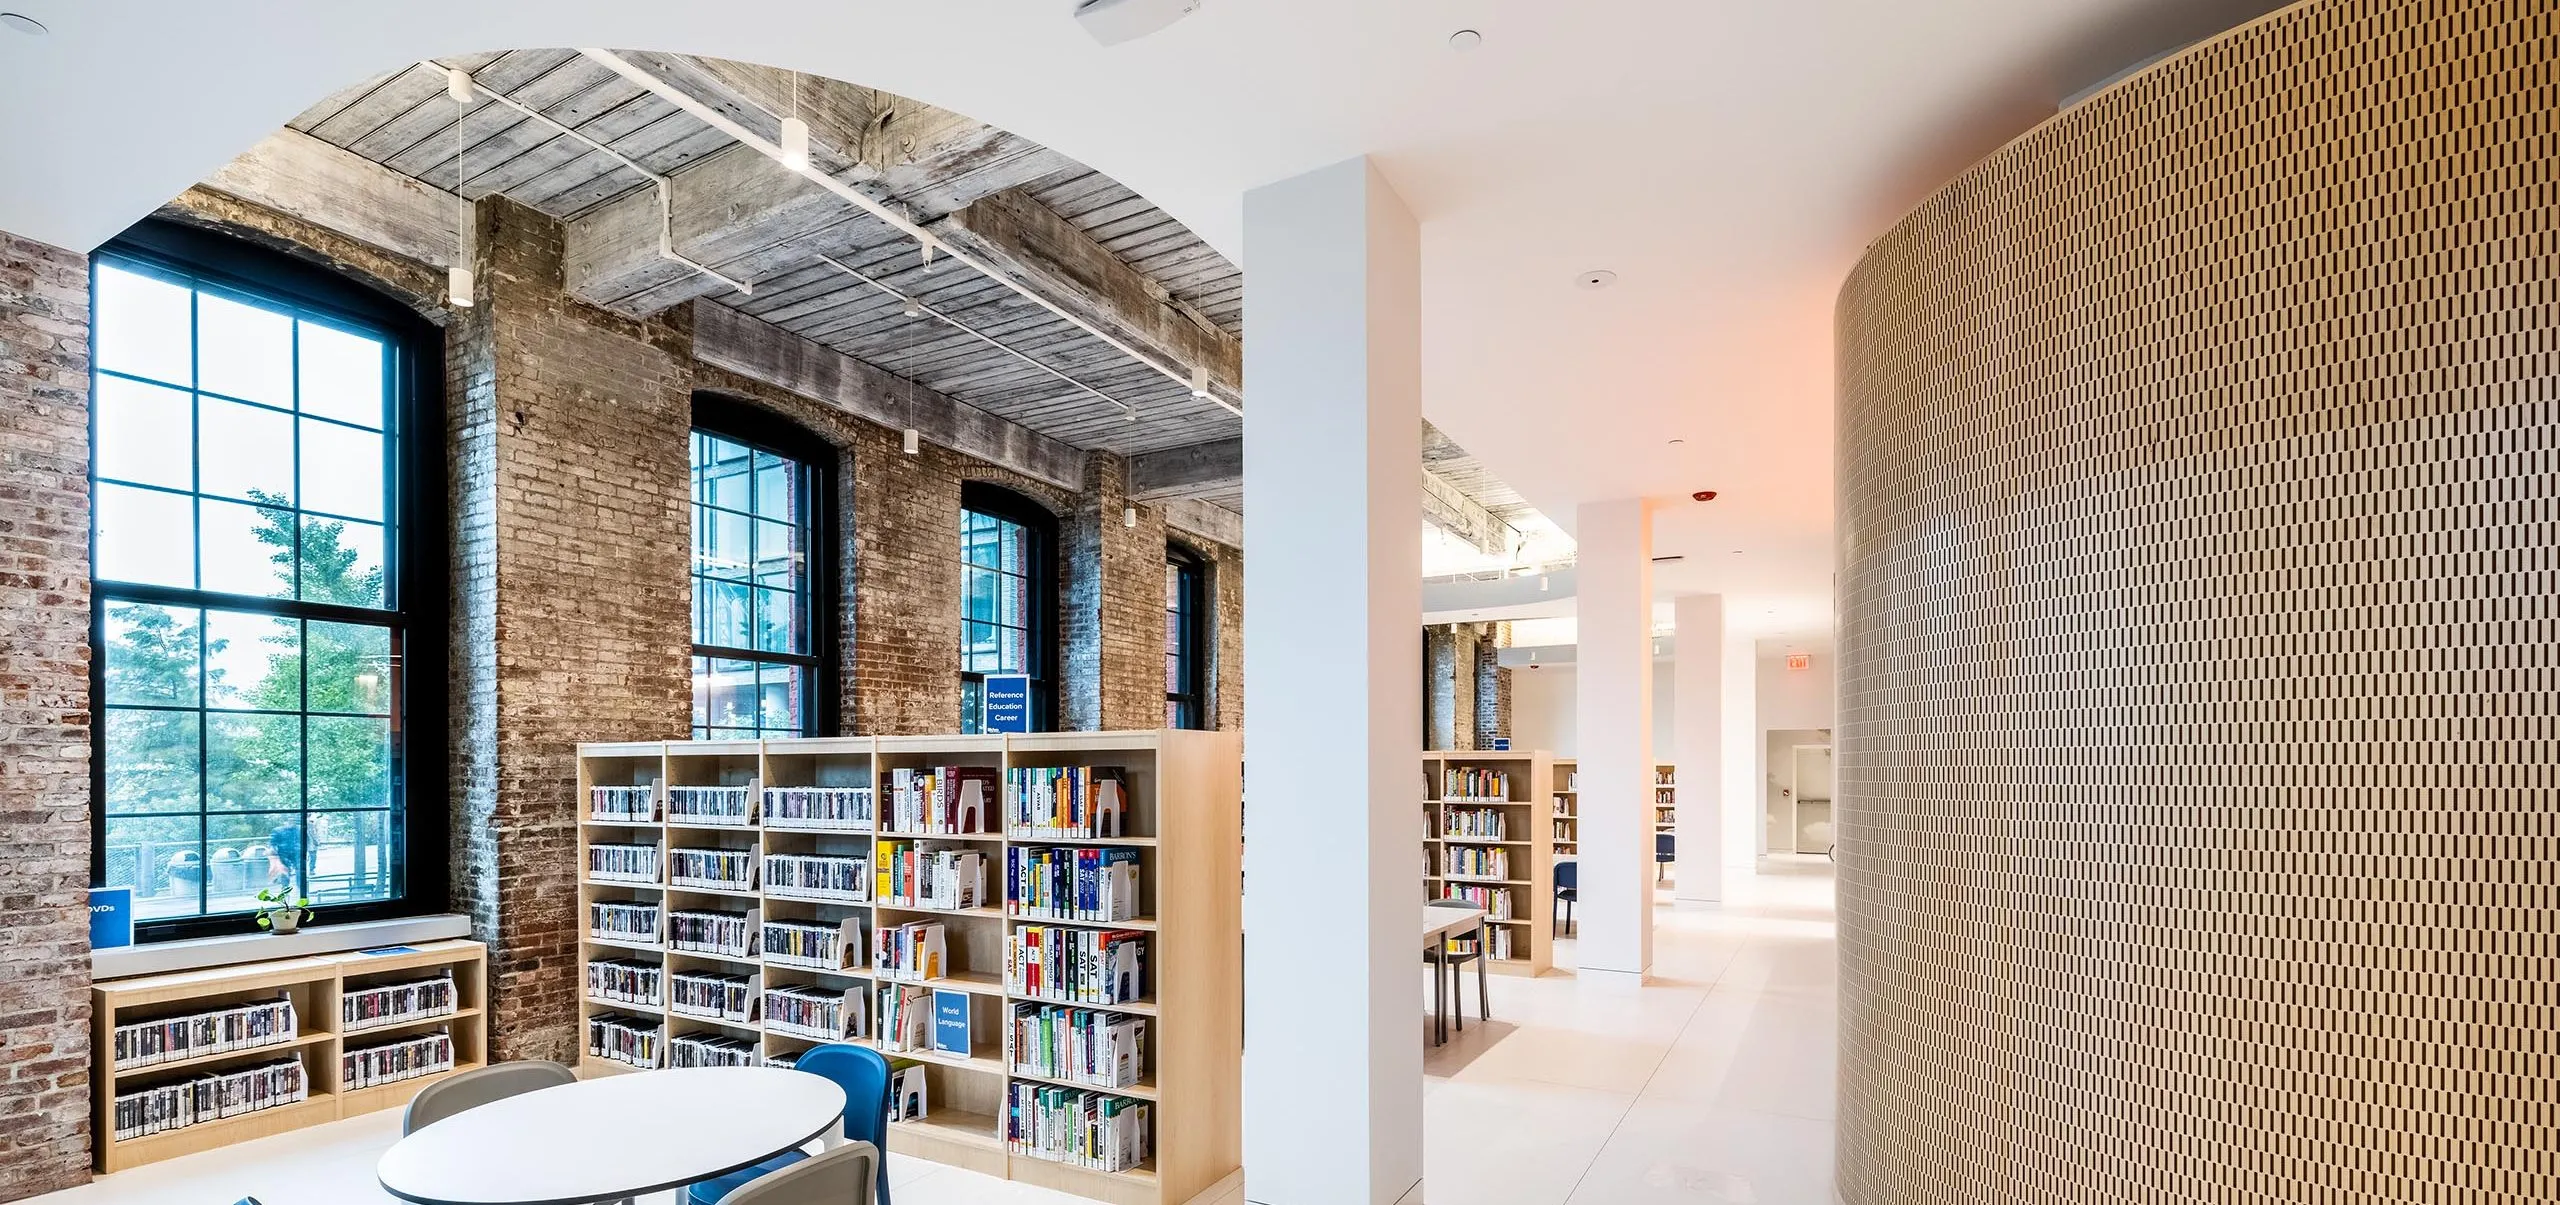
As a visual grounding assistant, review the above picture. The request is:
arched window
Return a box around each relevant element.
[1165,544,1208,729]
[959,482,1057,733]
[90,219,448,939]
[690,395,836,739]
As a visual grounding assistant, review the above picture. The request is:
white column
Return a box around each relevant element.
[1671,594,1725,902]
[1721,629,1759,868]
[1241,157,1424,1205]
[1574,497,1656,982]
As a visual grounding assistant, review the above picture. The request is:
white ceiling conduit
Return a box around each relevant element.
[811,251,1144,421]
[577,47,1245,421]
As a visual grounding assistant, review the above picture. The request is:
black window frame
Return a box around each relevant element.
[689,394,839,739]
[1165,544,1208,730]
[959,482,1058,733]
[88,218,450,944]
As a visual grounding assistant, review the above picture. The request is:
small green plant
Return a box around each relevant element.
[254,889,314,933]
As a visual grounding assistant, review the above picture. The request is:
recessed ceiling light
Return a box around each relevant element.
[0,12,47,34]
[1667,438,1685,446]
[1448,29,1483,51]
[1577,270,1617,290]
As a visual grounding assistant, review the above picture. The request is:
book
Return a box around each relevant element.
[933,989,972,1058]
[888,1059,930,1120]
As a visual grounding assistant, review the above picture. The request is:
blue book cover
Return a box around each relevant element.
[89,887,133,949]
[932,989,972,1057]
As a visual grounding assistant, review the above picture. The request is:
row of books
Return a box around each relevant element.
[110,1057,307,1142]
[668,785,756,826]
[672,970,755,1022]
[342,1029,454,1090]
[880,984,972,1059]
[669,909,757,958]
[766,918,863,970]
[764,853,869,902]
[764,785,874,831]
[878,842,986,910]
[590,785,657,822]
[1443,846,1510,879]
[587,958,662,1006]
[589,842,661,883]
[884,767,999,835]
[1440,885,1515,920]
[1010,1003,1148,1089]
[1008,926,1147,1006]
[1444,808,1509,839]
[669,848,758,890]
[670,1032,761,1069]
[590,900,660,943]
[1438,768,1511,801]
[767,984,867,1041]
[342,974,457,1032]
[589,1013,664,1069]
[1005,1084,1151,1172]
[112,996,296,1070]
[1003,766,1131,839]
[1006,846,1142,923]
[875,921,949,982]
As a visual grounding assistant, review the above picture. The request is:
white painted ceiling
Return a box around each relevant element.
[0,0,2285,640]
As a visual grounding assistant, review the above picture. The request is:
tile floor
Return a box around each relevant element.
[36,859,1835,1205]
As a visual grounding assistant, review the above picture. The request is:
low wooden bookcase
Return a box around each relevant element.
[1422,749,1555,977]
[91,938,487,1172]
[576,730,1242,1205]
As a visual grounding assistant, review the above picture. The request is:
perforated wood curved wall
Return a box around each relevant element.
[1835,2,2558,1202]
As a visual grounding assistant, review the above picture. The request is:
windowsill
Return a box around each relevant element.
[92,913,472,982]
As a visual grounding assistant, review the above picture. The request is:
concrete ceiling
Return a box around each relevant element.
[0,0,2288,638]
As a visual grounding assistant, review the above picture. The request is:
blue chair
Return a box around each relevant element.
[1655,833,1675,881]
[686,1044,894,1205]
[1553,860,1578,934]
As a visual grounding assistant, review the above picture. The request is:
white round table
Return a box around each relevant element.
[378,1067,847,1205]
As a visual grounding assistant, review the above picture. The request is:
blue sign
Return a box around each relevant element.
[90,887,134,950]
[1490,737,1512,751]
[984,674,1033,733]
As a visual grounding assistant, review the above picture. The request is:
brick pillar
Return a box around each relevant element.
[450,199,692,1062]
[0,232,95,1200]
[1063,453,1164,731]
[1474,621,1512,747]
[1448,623,1480,750]
[1211,542,1244,731]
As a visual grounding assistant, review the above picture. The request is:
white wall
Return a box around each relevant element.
[1506,662,1674,758]
[1753,644,1836,855]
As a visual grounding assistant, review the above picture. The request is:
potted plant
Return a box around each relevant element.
[254,889,313,934]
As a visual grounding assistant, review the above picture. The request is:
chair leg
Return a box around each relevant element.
[1476,931,1492,1021]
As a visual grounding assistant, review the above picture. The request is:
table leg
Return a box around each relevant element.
[1433,943,1447,1045]
[1475,920,1491,1021]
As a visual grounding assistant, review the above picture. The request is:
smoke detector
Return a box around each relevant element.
[1076,0,1202,46]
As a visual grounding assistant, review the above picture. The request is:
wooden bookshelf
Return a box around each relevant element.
[1654,763,1677,838]
[91,939,487,1173]
[576,731,1242,1205]
[1551,759,1578,856]
[1422,749,1555,977]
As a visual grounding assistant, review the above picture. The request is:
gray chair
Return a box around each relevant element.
[722,1140,878,1205]
[1425,897,1492,1028]
[402,1060,576,1135]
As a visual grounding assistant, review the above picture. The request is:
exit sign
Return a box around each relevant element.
[1786,653,1812,671]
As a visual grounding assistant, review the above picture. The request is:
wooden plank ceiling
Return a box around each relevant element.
[288,48,1548,544]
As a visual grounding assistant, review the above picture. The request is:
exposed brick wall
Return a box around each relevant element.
[1474,621,1511,746]
[1208,540,1243,731]
[0,233,94,1200]
[461,199,694,1060]
[8,184,1249,1112]
[1066,455,1169,730]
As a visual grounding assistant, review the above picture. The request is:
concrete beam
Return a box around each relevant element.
[1128,437,1242,501]
[1422,462,1515,557]
[200,130,459,269]
[565,53,1069,316]
[691,299,1086,491]
[931,187,1240,402]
